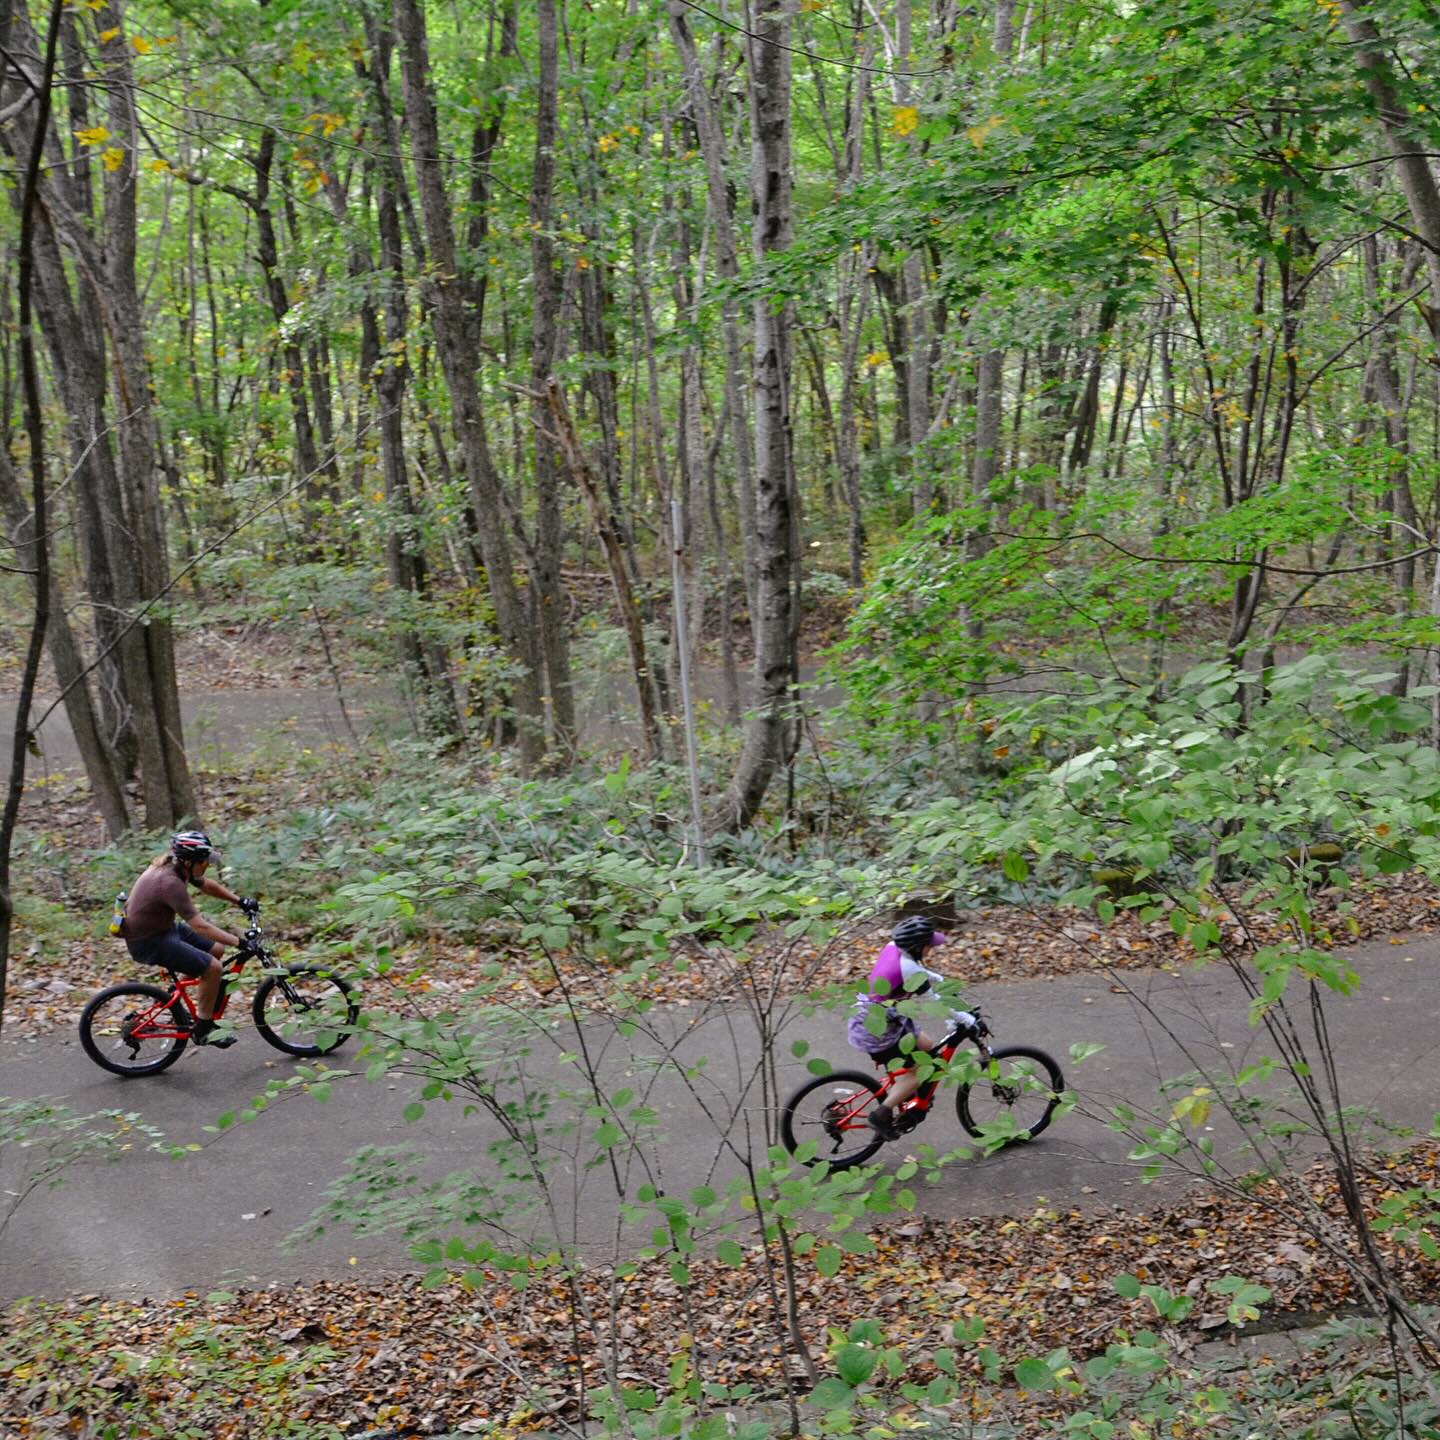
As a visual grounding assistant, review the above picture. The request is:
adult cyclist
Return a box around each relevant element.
[847,914,976,1139]
[119,831,253,1048]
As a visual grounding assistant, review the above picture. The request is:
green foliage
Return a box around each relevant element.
[879,656,1440,929]
[0,1097,183,1228]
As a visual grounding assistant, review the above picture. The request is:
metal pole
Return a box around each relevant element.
[671,497,707,867]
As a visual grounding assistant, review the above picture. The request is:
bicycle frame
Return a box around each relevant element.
[125,923,271,1042]
[829,1022,992,1137]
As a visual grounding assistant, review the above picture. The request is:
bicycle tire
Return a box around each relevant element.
[779,1069,887,1170]
[79,982,190,1077]
[956,1044,1064,1143]
[252,965,357,1057]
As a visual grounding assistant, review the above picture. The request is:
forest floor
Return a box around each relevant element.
[4,1142,1438,1436]
[9,746,1440,1039]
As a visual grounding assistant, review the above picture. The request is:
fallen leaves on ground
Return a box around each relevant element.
[5,1145,1440,1437]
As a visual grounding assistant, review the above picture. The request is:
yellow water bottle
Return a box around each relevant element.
[108,890,127,937]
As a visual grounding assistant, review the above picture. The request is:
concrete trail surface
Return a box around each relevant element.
[2,937,1438,1304]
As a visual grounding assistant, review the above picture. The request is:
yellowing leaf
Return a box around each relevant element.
[147,158,171,174]
[1171,1086,1213,1128]
[966,116,1003,148]
[131,35,152,54]
[864,349,889,368]
[74,125,110,146]
[101,147,125,171]
[99,27,119,42]
[890,105,919,136]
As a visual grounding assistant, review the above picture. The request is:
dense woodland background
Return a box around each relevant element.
[3,0,1439,837]
[6,0,1440,1094]
[8,2,1440,1433]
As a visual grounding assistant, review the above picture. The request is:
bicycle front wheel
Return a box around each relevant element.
[956,1045,1064,1144]
[79,982,190,1077]
[252,965,357,1056]
[779,1069,887,1170]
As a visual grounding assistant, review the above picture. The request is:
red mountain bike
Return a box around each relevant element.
[79,901,358,1077]
[779,1011,1064,1170]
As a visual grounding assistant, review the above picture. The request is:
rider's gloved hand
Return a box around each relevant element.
[950,1010,978,1033]
[239,896,259,915]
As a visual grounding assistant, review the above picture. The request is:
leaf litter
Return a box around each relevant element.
[4,1144,1439,1437]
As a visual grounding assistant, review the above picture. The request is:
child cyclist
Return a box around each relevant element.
[847,915,976,1139]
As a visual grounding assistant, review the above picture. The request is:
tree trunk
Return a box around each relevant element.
[719,0,796,831]
[542,381,663,761]
[835,49,871,586]
[96,6,195,824]
[391,0,546,769]
[673,198,709,735]
[1338,1,1440,350]
[251,131,326,526]
[0,447,130,837]
[2,0,193,826]
[1,0,61,1036]
[667,5,759,622]
[1067,296,1119,474]
[892,0,932,513]
[24,210,135,777]
[970,0,1016,523]
[349,34,461,740]
[527,0,575,761]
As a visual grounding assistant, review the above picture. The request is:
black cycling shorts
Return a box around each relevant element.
[870,1036,923,1070]
[126,922,216,979]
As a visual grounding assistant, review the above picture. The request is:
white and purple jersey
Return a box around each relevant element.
[846,931,950,1057]
[863,932,947,1001]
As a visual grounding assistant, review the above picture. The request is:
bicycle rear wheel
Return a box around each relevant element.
[252,965,357,1056]
[956,1045,1064,1144]
[779,1069,887,1170]
[79,982,190,1077]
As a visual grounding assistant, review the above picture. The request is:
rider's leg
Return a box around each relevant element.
[196,956,223,1021]
[192,943,238,1047]
[869,1032,938,1136]
[877,1031,936,1113]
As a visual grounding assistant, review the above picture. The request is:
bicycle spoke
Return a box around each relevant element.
[255,970,352,1055]
[781,1071,887,1169]
[83,990,186,1075]
[959,1048,1063,1143]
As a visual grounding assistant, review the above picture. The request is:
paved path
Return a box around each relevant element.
[3,938,1439,1303]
